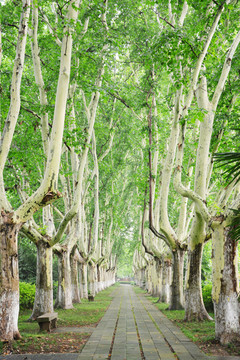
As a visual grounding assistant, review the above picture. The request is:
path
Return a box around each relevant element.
[77,284,238,360]
[0,285,239,360]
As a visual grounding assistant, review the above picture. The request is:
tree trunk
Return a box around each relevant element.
[155,258,162,299]
[212,222,240,344]
[101,267,106,290]
[152,259,160,297]
[146,265,153,295]
[169,248,184,310]
[184,242,211,321]
[88,263,96,297]
[96,264,100,294]
[71,255,81,304]
[55,249,73,309]
[140,268,146,289]
[0,218,22,341]
[98,265,105,292]
[30,240,53,320]
[80,263,88,299]
[160,259,172,304]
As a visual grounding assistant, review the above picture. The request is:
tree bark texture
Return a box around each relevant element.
[155,259,163,299]
[71,255,81,304]
[212,223,240,344]
[184,242,212,321]
[55,249,73,309]
[30,240,53,320]
[169,249,184,310]
[88,263,97,297]
[80,263,88,299]
[160,259,172,304]
[0,216,22,340]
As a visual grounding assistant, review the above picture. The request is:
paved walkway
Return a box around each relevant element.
[77,285,239,360]
[0,284,239,360]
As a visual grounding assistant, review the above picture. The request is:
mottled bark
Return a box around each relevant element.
[88,263,96,297]
[71,255,81,304]
[140,268,146,289]
[30,240,53,320]
[185,242,211,321]
[212,224,240,344]
[0,216,22,340]
[169,249,184,310]
[80,263,88,299]
[155,259,163,299]
[55,249,73,309]
[160,259,172,304]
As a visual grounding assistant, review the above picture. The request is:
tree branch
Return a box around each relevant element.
[173,166,211,222]
[212,30,240,111]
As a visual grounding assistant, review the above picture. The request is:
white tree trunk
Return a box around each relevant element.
[14,0,80,223]
[161,259,172,304]
[212,221,240,344]
[0,0,30,211]
[71,254,81,304]
[0,0,30,341]
[156,259,163,300]
[88,263,96,297]
[0,222,22,340]
[30,3,49,158]
[80,263,88,299]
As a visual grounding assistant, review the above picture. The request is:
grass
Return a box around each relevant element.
[160,308,215,343]
[1,283,120,355]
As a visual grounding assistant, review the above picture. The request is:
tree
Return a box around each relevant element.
[0,0,80,340]
[174,20,240,338]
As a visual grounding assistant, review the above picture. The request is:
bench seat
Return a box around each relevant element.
[37,312,58,332]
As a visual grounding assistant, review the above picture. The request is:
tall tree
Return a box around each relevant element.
[0,0,80,340]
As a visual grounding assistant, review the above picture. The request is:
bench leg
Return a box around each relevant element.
[51,318,57,329]
[39,321,51,332]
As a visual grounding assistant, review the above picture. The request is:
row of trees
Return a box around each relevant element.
[0,0,134,341]
[0,0,240,347]
[130,0,240,346]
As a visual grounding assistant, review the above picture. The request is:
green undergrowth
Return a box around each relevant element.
[1,283,119,355]
[133,286,215,343]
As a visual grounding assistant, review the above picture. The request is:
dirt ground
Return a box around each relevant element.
[1,333,90,355]
[198,339,240,357]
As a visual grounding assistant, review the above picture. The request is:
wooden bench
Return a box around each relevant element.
[37,312,58,332]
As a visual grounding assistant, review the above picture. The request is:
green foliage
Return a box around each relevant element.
[19,282,36,310]
[18,238,37,283]
[53,281,58,300]
[214,152,240,185]
[201,241,212,286]
[202,284,214,312]
[229,209,240,243]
